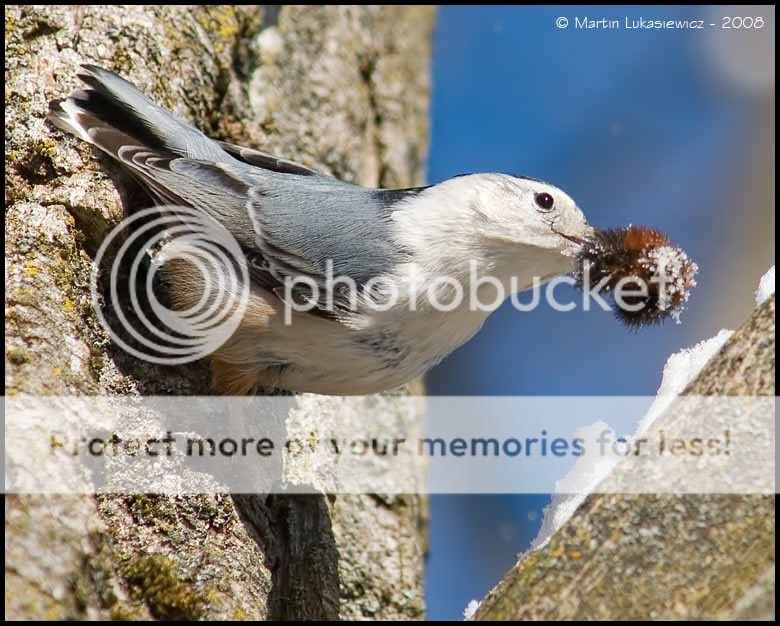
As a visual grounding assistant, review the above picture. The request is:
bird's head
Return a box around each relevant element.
[465,173,592,261]
[400,173,593,289]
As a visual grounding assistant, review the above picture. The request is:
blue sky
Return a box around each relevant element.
[423,5,773,619]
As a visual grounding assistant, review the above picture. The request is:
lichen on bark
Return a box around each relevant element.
[475,297,776,621]
[5,5,433,620]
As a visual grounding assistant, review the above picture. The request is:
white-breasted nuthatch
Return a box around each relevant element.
[49,65,596,395]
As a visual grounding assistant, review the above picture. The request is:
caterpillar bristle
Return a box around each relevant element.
[574,225,698,329]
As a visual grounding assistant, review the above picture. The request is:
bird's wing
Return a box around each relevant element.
[47,65,431,317]
[98,151,424,317]
[239,169,419,314]
[216,140,321,177]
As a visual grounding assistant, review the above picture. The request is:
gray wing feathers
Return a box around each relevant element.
[74,65,228,162]
[244,175,407,286]
[48,64,412,313]
[217,140,321,177]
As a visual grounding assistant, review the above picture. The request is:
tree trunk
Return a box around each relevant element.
[475,296,775,621]
[5,5,433,620]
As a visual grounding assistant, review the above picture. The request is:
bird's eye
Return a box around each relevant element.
[534,192,555,211]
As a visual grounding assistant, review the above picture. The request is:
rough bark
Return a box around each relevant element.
[475,296,776,621]
[5,5,433,620]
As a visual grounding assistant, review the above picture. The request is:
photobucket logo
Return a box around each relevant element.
[276,258,672,323]
[91,206,249,365]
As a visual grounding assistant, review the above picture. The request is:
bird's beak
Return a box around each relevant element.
[555,224,595,257]
[558,232,587,246]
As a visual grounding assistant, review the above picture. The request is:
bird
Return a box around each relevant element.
[48,64,594,395]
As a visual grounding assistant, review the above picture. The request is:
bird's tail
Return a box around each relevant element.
[47,64,228,163]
